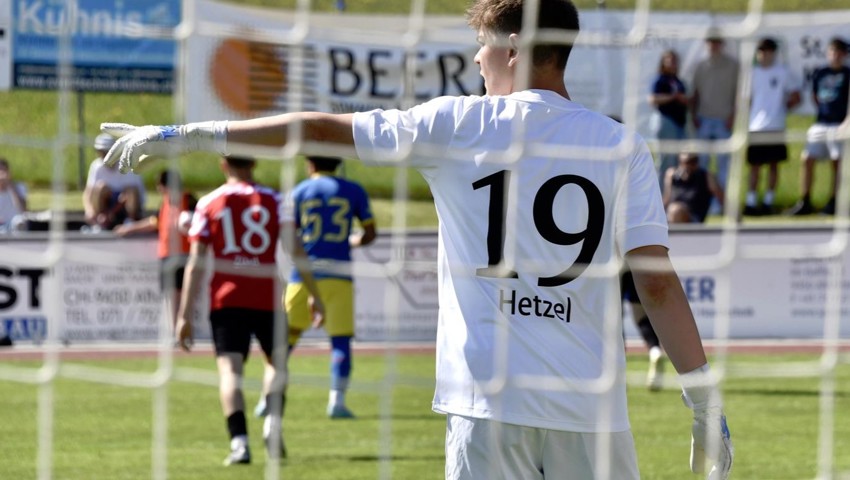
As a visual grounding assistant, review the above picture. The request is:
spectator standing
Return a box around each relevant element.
[114,170,197,325]
[100,1,733,477]
[744,37,802,216]
[0,158,28,232]
[786,37,850,216]
[649,49,689,186]
[176,156,324,465]
[690,32,739,214]
[83,133,146,230]
[664,152,725,223]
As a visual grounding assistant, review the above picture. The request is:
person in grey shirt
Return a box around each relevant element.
[690,32,739,215]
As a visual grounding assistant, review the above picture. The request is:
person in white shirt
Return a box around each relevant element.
[96,0,732,478]
[744,37,801,216]
[0,158,28,232]
[83,133,146,230]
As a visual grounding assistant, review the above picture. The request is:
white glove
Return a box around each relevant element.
[99,121,229,173]
[681,364,733,479]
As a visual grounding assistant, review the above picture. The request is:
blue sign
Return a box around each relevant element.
[2,316,47,342]
[12,0,180,93]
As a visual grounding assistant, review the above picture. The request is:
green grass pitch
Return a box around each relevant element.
[1,350,848,479]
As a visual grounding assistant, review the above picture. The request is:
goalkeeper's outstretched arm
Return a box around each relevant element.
[100,113,356,173]
[228,112,355,150]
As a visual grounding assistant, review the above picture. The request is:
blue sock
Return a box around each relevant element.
[330,336,352,391]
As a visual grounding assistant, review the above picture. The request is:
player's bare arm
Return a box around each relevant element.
[625,245,707,373]
[175,241,207,351]
[626,244,732,479]
[350,221,377,248]
[280,221,326,328]
[228,112,355,150]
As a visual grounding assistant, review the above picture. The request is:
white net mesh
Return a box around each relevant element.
[1,0,849,479]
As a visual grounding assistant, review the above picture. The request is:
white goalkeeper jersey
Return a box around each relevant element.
[353,90,668,433]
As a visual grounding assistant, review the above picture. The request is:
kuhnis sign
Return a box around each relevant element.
[4,0,180,93]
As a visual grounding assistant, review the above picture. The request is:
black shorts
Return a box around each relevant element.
[620,270,639,303]
[747,140,788,165]
[159,256,188,292]
[209,308,279,360]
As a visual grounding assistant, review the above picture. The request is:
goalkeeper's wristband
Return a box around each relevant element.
[680,363,718,409]
[181,121,229,155]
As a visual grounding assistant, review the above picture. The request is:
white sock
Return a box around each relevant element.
[648,346,663,361]
[231,435,248,450]
[329,389,346,407]
[263,415,281,439]
[745,191,757,206]
[764,190,775,206]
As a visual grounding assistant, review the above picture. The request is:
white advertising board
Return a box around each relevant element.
[352,228,850,342]
[183,3,850,140]
[0,235,209,344]
[2,227,849,345]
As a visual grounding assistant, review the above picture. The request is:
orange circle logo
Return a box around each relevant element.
[210,38,287,116]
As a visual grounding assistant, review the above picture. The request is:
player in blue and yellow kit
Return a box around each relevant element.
[282,156,376,418]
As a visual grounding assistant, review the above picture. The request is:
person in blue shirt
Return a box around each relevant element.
[258,155,376,419]
[787,37,850,216]
[649,49,689,187]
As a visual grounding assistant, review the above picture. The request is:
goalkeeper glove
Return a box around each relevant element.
[99,121,229,173]
[681,364,733,480]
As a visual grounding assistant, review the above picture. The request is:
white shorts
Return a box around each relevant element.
[804,124,844,161]
[444,414,640,480]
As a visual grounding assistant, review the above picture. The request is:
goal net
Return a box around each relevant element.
[0,0,849,479]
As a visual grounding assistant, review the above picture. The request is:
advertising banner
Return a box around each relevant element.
[3,228,849,345]
[183,0,481,121]
[0,236,209,344]
[6,0,179,92]
[185,3,850,140]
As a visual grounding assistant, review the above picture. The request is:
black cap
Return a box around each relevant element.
[757,38,778,51]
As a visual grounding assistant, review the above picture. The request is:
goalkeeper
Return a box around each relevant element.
[99,0,732,478]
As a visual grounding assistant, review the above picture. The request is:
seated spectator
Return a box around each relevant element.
[0,157,28,232]
[663,152,724,223]
[83,133,146,230]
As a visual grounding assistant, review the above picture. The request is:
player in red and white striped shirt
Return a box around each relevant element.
[177,155,324,466]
